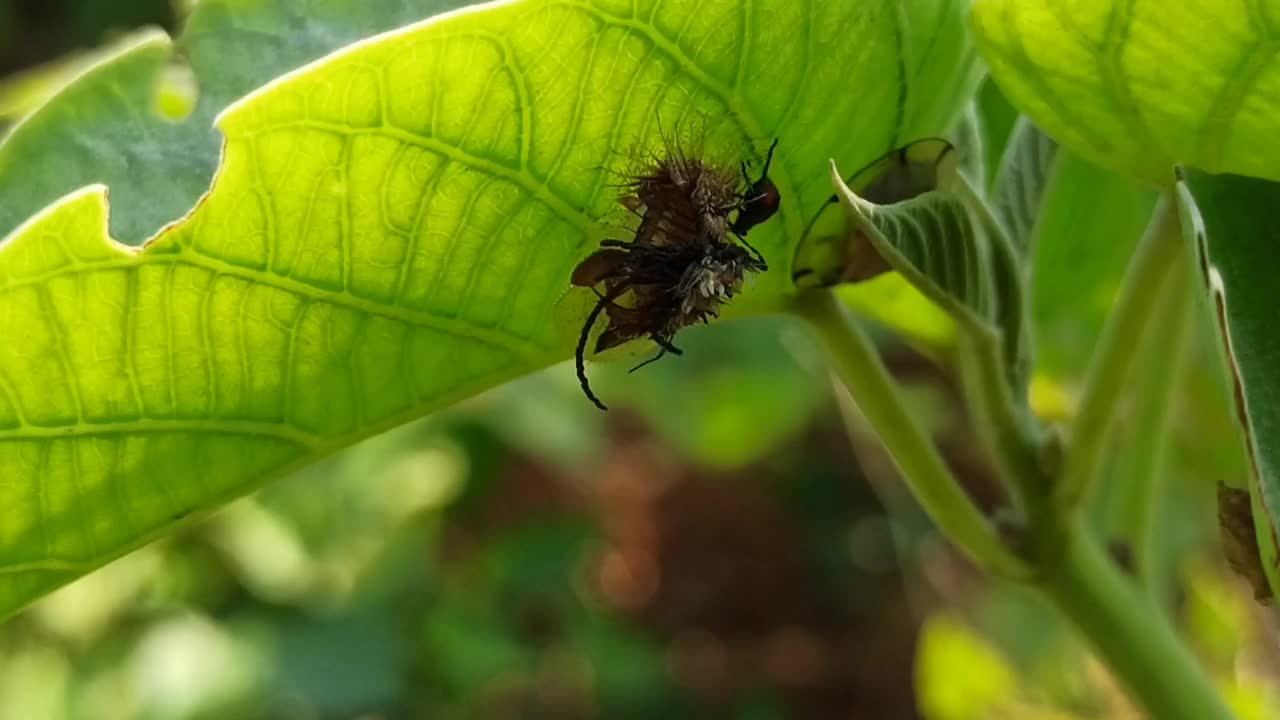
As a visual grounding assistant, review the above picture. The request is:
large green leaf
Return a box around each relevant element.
[972,0,1280,186]
[0,0,979,617]
[0,0,471,244]
[1174,168,1280,601]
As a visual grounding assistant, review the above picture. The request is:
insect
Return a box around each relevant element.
[571,137,782,410]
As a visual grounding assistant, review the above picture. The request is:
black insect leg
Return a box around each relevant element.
[654,336,683,356]
[575,294,614,411]
[734,232,769,270]
[628,349,667,374]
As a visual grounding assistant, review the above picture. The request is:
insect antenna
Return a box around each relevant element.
[757,137,778,178]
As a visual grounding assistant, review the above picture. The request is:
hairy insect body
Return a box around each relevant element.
[572,139,780,410]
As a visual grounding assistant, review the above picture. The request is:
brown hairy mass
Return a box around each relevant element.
[572,138,780,410]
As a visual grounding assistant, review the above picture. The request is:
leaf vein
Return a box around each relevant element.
[1197,37,1280,170]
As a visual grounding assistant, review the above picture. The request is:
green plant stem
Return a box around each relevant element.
[1056,195,1185,511]
[797,286,1232,720]
[1103,259,1194,587]
[792,290,1029,578]
[1036,524,1234,720]
[956,328,1046,515]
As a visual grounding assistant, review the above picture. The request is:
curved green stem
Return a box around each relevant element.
[1056,195,1185,511]
[1098,258,1193,588]
[956,327,1047,515]
[791,290,1029,578]
[1037,524,1233,720]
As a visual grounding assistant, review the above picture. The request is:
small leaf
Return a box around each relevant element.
[972,0,1280,186]
[829,159,995,329]
[0,0,979,617]
[794,138,958,286]
[824,156,1029,392]
[793,138,966,355]
[990,118,1057,255]
[954,102,988,188]
[1175,168,1280,602]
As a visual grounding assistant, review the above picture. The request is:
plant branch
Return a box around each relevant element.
[1037,524,1234,720]
[1056,195,1185,511]
[792,290,1029,578]
[956,327,1047,517]
[1099,257,1194,588]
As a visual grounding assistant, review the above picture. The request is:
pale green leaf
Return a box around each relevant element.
[990,118,1057,255]
[833,170,997,330]
[972,0,1280,186]
[826,157,1028,387]
[0,0,979,617]
[793,138,963,354]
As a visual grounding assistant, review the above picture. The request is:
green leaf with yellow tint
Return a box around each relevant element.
[972,0,1280,186]
[0,0,979,617]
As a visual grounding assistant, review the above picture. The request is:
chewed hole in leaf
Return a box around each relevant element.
[152,59,199,122]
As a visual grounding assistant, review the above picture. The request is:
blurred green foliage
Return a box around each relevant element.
[0,0,175,71]
[0,0,174,124]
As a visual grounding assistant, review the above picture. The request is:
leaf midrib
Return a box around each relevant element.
[0,251,541,357]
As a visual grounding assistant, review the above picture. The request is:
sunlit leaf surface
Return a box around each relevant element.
[0,0,978,617]
[973,0,1280,186]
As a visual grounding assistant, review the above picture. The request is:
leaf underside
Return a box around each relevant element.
[824,156,1030,392]
[0,0,979,617]
[989,117,1057,256]
[1175,168,1280,601]
[972,0,1280,187]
